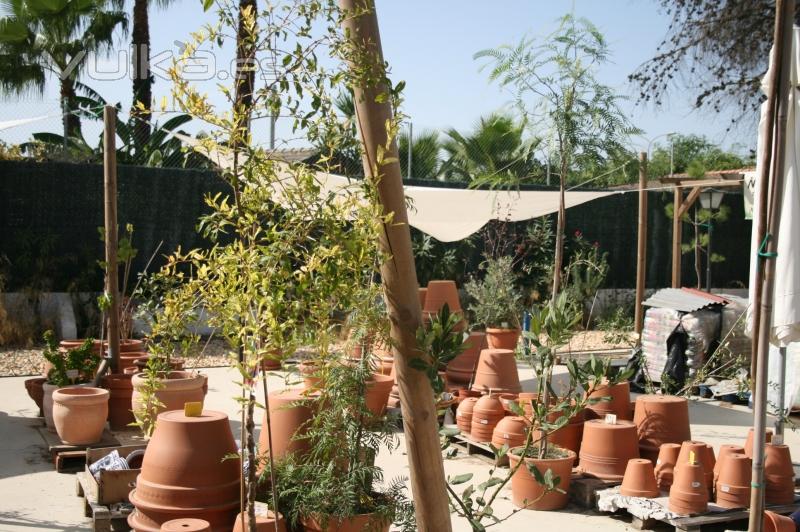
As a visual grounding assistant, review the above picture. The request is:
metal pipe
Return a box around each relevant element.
[407,121,412,179]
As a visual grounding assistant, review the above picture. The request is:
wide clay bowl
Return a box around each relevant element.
[633,394,690,462]
[620,458,659,498]
[579,419,639,480]
[259,388,314,463]
[446,332,487,386]
[471,349,521,394]
[655,443,681,491]
[715,453,751,509]
[508,448,577,511]
[52,387,109,445]
[586,381,631,420]
[668,462,708,515]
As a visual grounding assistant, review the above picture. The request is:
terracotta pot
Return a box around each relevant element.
[102,373,135,430]
[446,332,487,386]
[492,416,529,449]
[418,287,428,309]
[455,388,482,403]
[744,427,774,457]
[675,441,714,495]
[715,453,751,508]
[620,458,659,498]
[471,349,521,394]
[160,518,211,531]
[518,392,537,417]
[119,352,148,373]
[714,444,744,485]
[549,415,585,466]
[134,357,185,372]
[365,373,394,417]
[52,387,109,445]
[60,339,104,355]
[578,419,639,480]
[586,381,631,421]
[633,395,691,463]
[423,280,462,315]
[119,339,145,353]
[508,447,577,510]
[655,443,682,491]
[668,461,708,515]
[485,328,521,350]
[764,511,797,532]
[456,397,479,434]
[24,377,46,416]
[232,508,286,532]
[497,393,519,413]
[301,513,389,532]
[470,393,506,443]
[131,371,206,418]
[128,410,240,532]
[259,388,314,464]
[765,443,795,505]
[299,361,323,390]
[43,382,88,431]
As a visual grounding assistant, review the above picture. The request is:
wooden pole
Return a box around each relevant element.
[103,106,120,374]
[748,1,794,529]
[338,2,452,530]
[671,186,682,288]
[635,152,648,335]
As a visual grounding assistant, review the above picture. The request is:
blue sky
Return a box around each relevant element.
[1,0,756,153]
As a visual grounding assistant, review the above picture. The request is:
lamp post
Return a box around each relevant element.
[699,188,725,292]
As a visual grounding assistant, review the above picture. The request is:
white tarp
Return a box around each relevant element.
[0,115,50,131]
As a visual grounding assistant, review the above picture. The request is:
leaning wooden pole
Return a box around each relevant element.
[748,1,794,530]
[339,2,452,530]
[671,186,682,288]
[634,152,648,335]
[103,105,121,373]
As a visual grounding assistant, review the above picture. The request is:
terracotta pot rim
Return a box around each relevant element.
[485,327,521,333]
[129,488,240,513]
[132,371,204,389]
[53,386,109,403]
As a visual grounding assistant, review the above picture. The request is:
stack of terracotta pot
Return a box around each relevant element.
[470,393,505,443]
[654,443,681,491]
[715,450,751,508]
[633,395,691,463]
[765,444,796,504]
[446,332,487,388]
[471,349,521,394]
[669,450,708,515]
[586,380,632,421]
[676,441,715,496]
[578,419,640,480]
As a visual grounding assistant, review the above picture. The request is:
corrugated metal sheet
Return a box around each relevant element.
[642,288,729,313]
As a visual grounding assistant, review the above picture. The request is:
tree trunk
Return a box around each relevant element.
[131,0,152,148]
[552,157,568,296]
[60,77,81,140]
[233,0,257,130]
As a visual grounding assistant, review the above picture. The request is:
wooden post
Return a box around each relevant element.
[103,106,120,373]
[671,185,682,288]
[338,2,452,530]
[634,152,648,335]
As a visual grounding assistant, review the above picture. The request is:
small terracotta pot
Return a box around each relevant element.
[714,444,744,485]
[24,377,46,416]
[301,513,390,532]
[764,510,797,532]
[492,416,529,449]
[586,381,631,421]
[418,287,428,309]
[508,447,576,510]
[715,453,751,508]
[675,441,714,495]
[365,373,394,417]
[765,443,796,505]
[578,419,640,480]
[633,395,691,462]
[485,328,521,350]
[744,427,773,458]
[668,461,708,515]
[259,388,314,465]
[620,458,659,498]
[446,332,487,386]
[232,509,286,532]
[655,443,681,491]
[456,397,478,434]
[131,371,206,418]
[471,349,521,394]
[52,387,109,445]
[160,518,211,531]
[102,373,135,430]
[497,393,519,413]
[470,393,506,443]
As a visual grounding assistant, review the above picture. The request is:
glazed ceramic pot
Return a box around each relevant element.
[578,419,639,480]
[131,371,206,418]
[675,441,714,494]
[492,416,529,449]
[446,332,487,386]
[470,393,506,443]
[744,427,773,457]
[485,328,521,350]
[456,397,479,434]
[128,410,240,532]
[301,513,390,532]
[232,507,286,532]
[471,349,521,394]
[620,458,659,498]
[52,387,109,445]
[259,388,314,464]
[765,443,795,505]
[715,453,751,508]
[764,511,797,532]
[714,444,744,486]
[633,395,691,462]
[668,461,708,515]
[365,373,394,417]
[160,518,211,531]
[655,443,682,491]
[586,381,631,421]
[418,287,428,308]
[24,377,46,416]
[508,447,576,510]
[102,373,135,430]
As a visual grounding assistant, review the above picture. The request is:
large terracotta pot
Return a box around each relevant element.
[446,332,487,386]
[60,339,104,355]
[471,349,521,394]
[715,452,751,508]
[423,280,462,316]
[655,443,681,491]
[43,382,88,431]
[299,361,323,391]
[52,387,109,445]
[418,287,428,308]
[744,427,773,457]
[765,443,795,505]
[633,395,691,463]
[620,458,659,498]
[259,388,314,464]
[764,511,797,532]
[232,508,286,532]
[669,460,708,515]
[365,373,394,417]
[102,373,135,430]
[160,518,210,531]
[456,397,478,434]
[586,381,631,421]
[470,393,506,443]
[714,444,744,486]
[578,419,639,480]
[675,441,713,494]
[301,513,390,532]
[24,377,46,416]
[131,371,206,418]
[128,410,240,532]
[508,447,576,510]
[485,328,521,350]
[492,416,529,449]
[134,357,185,372]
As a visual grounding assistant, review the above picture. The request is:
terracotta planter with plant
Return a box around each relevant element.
[24,377,46,416]
[301,513,390,532]
[620,458,659,498]
[52,387,109,445]
[578,419,640,480]
[466,256,523,350]
[508,447,576,510]
[471,348,521,394]
[633,394,691,462]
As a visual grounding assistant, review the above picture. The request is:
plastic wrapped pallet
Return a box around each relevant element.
[718,294,751,360]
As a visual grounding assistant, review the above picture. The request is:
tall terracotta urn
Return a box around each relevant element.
[259,388,314,464]
[578,419,639,480]
[586,381,631,421]
[102,373,135,430]
[471,349,521,394]
[633,395,690,462]
[52,387,109,445]
[128,410,240,532]
[446,332,487,386]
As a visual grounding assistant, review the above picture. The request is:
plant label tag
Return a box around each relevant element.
[66,369,79,380]
[721,485,731,493]
[184,402,203,417]
[604,414,617,424]
[479,419,488,425]
[691,481,701,488]
[656,459,662,465]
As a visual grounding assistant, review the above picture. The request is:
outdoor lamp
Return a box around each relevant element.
[699,189,725,210]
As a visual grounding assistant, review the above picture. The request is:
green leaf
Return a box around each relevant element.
[449,473,473,485]
[202,0,213,11]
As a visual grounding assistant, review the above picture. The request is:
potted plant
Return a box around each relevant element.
[465,256,523,350]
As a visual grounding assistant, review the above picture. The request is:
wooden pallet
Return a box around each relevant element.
[628,502,800,531]
[447,433,509,466]
[37,426,120,472]
[75,471,134,532]
[569,475,621,509]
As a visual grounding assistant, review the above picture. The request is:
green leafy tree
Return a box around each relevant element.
[649,134,752,179]
[399,129,441,180]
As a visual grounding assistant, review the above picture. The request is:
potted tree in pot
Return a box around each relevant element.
[465,256,523,350]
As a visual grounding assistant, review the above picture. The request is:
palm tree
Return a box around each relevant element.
[398,129,441,180]
[0,0,127,139]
